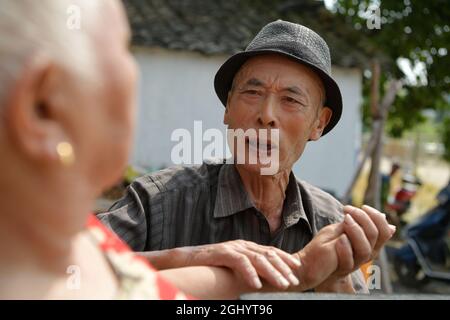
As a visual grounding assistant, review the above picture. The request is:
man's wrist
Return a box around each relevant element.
[291,251,312,292]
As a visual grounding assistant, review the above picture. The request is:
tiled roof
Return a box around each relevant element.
[123,0,378,68]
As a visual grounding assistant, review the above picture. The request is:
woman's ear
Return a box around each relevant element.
[309,106,332,141]
[3,56,69,165]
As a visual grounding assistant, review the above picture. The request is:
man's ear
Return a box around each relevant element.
[3,56,70,165]
[223,91,232,125]
[309,107,332,141]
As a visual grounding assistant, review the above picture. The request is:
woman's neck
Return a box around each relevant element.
[0,182,92,274]
[0,223,117,299]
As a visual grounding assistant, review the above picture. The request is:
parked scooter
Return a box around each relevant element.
[385,173,422,228]
[392,180,450,288]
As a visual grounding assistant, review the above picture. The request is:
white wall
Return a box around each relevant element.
[130,47,362,198]
[293,66,362,198]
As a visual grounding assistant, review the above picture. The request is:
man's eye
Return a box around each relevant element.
[243,90,260,95]
[283,96,301,104]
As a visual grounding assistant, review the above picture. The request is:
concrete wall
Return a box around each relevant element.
[130,47,362,198]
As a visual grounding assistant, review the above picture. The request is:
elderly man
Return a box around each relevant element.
[99,20,395,293]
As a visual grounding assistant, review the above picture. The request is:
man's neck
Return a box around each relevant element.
[236,165,291,232]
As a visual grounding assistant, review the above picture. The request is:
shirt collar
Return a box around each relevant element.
[213,164,312,231]
[213,164,253,218]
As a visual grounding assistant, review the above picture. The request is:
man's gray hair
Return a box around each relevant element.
[0,0,101,107]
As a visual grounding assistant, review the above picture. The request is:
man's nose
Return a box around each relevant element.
[257,96,278,128]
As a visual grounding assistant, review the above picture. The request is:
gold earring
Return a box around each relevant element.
[56,142,75,166]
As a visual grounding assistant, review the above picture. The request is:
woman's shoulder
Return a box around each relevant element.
[86,215,190,300]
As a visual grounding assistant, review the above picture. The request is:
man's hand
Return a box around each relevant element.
[185,240,302,290]
[141,204,394,293]
[342,205,395,266]
[294,204,395,291]
[139,240,301,290]
[293,222,346,290]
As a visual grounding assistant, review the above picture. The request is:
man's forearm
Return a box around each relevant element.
[160,264,327,300]
[142,243,359,295]
[138,247,195,270]
[157,252,355,299]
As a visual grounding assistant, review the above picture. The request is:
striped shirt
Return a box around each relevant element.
[98,161,368,293]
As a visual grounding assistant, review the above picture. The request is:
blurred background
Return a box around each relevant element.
[98,0,450,296]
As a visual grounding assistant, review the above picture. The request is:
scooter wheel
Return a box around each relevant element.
[393,257,429,288]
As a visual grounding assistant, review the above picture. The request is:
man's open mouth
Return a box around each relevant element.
[245,137,278,153]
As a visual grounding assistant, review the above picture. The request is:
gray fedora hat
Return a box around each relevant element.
[214,20,342,136]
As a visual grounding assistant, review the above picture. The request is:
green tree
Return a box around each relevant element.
[334,0,450,159]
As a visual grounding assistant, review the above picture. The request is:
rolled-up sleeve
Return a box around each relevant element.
[97,181,149,252]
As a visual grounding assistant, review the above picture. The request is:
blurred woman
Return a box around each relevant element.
[0,0,389,299]
[0,0,233,299]
[0,0,306,299]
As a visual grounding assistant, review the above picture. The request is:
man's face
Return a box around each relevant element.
[224,54,332,175]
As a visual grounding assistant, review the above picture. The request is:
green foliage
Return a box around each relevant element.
[334,0,450,161]
[441,116,450,162]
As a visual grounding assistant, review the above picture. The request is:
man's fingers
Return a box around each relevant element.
[334,234,354,276]
[361,205,395,255]
[262,250,300,286]
[249,252,291,289]
[317,222,345,243]
[246,243,301,271]
[215,240,301,289]
[343,214,373,267]
[243,242,301,286]
[269,247,302,270]
[231,253,263,289]
[344,205,379,249]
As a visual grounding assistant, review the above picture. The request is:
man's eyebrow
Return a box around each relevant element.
[242,78,265,87]
[284,86,307,97]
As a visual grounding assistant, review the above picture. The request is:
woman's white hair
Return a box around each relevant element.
[0,0,101,106]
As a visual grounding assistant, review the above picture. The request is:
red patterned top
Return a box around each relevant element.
[87,215,191,300]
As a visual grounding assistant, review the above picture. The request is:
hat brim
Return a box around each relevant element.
[214,49,342,136]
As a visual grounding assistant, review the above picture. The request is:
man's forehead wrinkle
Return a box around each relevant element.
[233,56,325,106]
[245,78,265,87]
